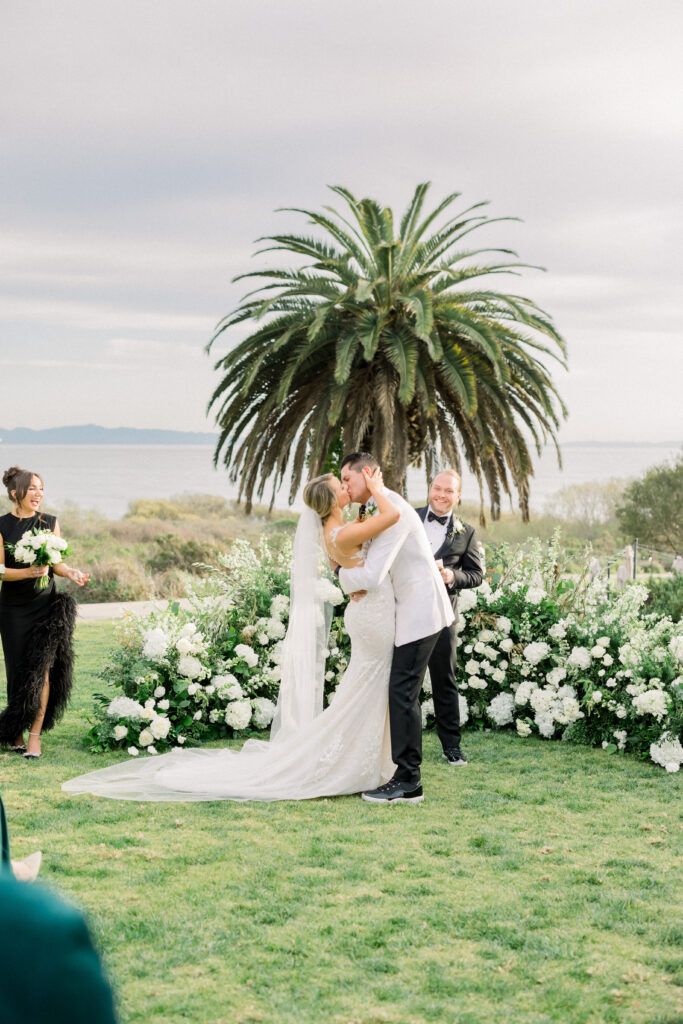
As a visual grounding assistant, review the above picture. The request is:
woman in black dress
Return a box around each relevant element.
[0,467,89,758]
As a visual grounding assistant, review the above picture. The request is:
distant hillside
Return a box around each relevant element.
[0,425,218,445]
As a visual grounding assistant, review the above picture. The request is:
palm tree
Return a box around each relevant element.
[207,184,567,520]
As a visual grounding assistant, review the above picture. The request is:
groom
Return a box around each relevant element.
[337,453,454,803]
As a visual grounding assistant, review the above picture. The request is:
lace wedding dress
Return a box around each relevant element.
[63,515,396,802]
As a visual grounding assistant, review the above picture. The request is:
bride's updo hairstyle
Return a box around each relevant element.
[303,474,336,522]
[3,466,42,504]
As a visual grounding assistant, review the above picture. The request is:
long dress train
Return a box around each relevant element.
[63,577,396,801]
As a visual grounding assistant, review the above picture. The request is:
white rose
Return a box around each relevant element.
[177,735,186,745]
[127,746,139,757]
[592,691,603,703]
[177,655,205,680]
[157,699,170,710]
[113,725,128,741]
[495,616,511,634]
[500,638,514,653]
[176,637,193,654]
[138,729,153,747]
[591,645,606,659]
[193,710,203,721]
[150,716,171,740]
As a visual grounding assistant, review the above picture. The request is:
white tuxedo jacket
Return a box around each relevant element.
[338,489,454,647]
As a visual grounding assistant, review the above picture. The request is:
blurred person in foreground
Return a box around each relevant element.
[0,793,118,1022]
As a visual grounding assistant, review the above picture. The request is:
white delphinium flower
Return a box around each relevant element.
[496,616,512,634]
[106,696,145,720]
[525,586,545,605]
[649,733,683,772]
[251,697,276,729]
[225,700,252,730]
[632,690,668,721]
[486,692,515,727]
[500,638,514,653]
[523,642,550,666]
[150,716,171,741]
[113,725,128,741]
[421,698,435,728]
[138,729,153,747]
[457,590,478,613]
[567,646,592,671]
[516,720,532,737]
[128,746,139,757]
[142,628,169,662]
[177,655,205,679]
[234,644,259,668]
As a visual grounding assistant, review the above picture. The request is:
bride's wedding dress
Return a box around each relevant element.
[63,515,395,802]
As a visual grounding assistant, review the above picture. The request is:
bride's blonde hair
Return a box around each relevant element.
[303,474,336,522]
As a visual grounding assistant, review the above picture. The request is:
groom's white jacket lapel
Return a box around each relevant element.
[338,489,454,647]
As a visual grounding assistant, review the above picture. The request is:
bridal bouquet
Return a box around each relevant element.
[6,529,71,589]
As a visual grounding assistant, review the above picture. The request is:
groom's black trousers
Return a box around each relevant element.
[389,630,442,785]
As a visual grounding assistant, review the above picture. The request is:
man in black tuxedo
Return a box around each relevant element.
[417,470,483,766]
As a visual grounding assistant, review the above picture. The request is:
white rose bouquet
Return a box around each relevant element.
[7,528,71,590]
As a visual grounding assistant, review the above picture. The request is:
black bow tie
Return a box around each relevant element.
[427,511,448,525]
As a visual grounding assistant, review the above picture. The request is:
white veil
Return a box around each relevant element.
[269,506,332,741]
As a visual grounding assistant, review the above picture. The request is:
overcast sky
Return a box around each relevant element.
[1,0,681,443]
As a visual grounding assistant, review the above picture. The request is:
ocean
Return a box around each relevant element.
[0,442,679,520]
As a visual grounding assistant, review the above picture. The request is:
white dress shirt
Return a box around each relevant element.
[423,506,450,555]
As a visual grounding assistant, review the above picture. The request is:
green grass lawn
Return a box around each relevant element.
[1,622,681,1024]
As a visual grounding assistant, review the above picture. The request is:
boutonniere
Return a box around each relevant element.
[359,498,378,521]
[446,518,465,540]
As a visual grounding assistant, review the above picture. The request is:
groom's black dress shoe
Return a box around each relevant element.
[362,779,424,804]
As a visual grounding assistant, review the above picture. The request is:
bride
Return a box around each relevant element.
[63,468,400,801]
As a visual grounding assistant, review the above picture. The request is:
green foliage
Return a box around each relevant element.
[644,573,683,623]
[208,183,567,518]
[616,454,683,550]
[146,533,220,575]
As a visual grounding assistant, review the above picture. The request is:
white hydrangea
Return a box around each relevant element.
[251,697,276,729]
[113,725,128,741]
[632,689,668,721]
[495,616,512,635]
[613,729,627,750]
[515,680,536,706]
[142,628,169,662]
[150,716,171,741]
[649,732,683,772]
[457,589,478,613]
[486,692,515,727]
[316,579,345,605]
[525,586,545,605]
[421,698,435,728]
[669,634,683,662]
[458,694,469,726]
[225,700,252,730]
[548,622,567,640]
[516,720,532,737]
[177,655,205,679]
[535,712,555,737]
[107,696,145,720]
[546,666,567,686]
[234,644,259,668]
[567,646,592,671]
[270,593,289,619]
[523,642,550,666]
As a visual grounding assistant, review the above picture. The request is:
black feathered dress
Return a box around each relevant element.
[0,512,77,743]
